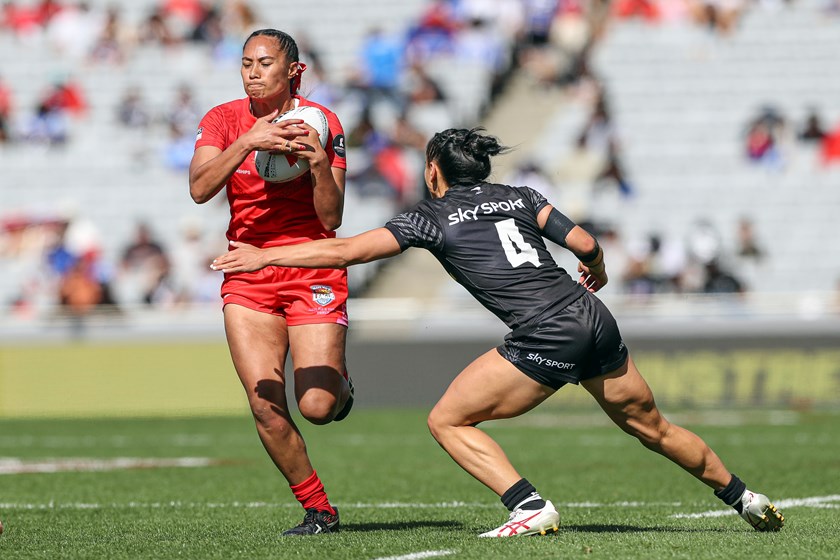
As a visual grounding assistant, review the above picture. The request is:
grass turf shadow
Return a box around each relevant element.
[341,520,464,533]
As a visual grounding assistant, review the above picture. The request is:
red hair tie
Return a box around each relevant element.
[291,62,307,94]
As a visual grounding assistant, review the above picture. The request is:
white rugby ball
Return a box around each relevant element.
[255,105,329,183]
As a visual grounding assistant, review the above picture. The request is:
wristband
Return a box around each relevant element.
[579,241,602,265]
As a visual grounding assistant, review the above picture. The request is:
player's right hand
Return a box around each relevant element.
[211,241,267,273]
[578,261,608,292]
[247,110,307,153]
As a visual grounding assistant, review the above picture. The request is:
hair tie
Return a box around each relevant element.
[291,62,307,94]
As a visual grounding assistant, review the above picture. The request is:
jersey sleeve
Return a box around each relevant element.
[324,110,347,171]
[516,186,550,214]
[383,208,444,252]
[194,106,228,150]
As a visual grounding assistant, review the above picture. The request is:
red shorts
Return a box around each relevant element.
[221,266,349,327]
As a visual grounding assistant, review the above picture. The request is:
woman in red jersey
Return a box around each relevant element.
[189,29,351,536]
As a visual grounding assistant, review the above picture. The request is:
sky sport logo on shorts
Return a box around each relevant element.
[526,352,575,370]
[310,285,335,306]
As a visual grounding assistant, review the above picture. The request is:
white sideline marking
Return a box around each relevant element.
[0,457,217,475]
[3,496,836,514]
[671,495,840,519]
[373,550,455,560]
[0,500,685,511]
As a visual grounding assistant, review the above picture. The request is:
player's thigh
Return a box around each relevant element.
[288,322,347,398]
[432,348,556,427]
[581,356,662,431]
[223,303,290,393]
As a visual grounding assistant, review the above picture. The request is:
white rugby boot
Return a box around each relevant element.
[739,491,785,531]
[479,500,560,537]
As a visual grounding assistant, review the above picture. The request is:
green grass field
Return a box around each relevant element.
[1,408,838,559]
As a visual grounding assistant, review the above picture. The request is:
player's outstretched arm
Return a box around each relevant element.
[211,228,402,273]
[536,204,608,292]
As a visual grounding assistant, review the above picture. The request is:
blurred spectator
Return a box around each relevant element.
[579,87,616,155]
[44,218,76,277]
[460,0,525,43]
[119,222,171,305]
[0,74,12,143]
[623,252,657,295]
[402,61,446,106]
[391,111,429,153]
[58,255,104,317]
[220,0,259,37]
[89,5,134,65]
[116,86,154,165]
[691,0,746,35]
[578,87,634,197]
[162,0,206,37]
[598,226,630,288]
[116,87,151,129]
[819,121,840,166]
[167,84,201,137]
[139,6,180,46]
[35,0,62,25]
[744,106,787,168]
[594,139,634,197]
[41,77,88,117]
[745,121,775,161]
[405,0,460,62]
[21,102,68,146]
[2,1,43,36]
[350,27,406,110]
[453,17,509,111]
[45,2,104,61]
[703,259,745,294]
[648,233,688,293]
[521,0,558,46]
[162,121,195,170]
[687,219,723,266]
[169,218,221,304]
[735,217,765,262]
[189,5,222,45]
[164,0,204,20]
[798,108,827,142]
[612,0,661,21]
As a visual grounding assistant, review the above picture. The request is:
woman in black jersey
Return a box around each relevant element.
[211,128,784,537]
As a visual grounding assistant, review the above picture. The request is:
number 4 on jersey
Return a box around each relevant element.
[494,218,541,268]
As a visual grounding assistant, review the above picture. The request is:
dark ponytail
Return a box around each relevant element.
[426,127,510,186]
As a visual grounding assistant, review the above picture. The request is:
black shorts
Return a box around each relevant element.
[497,292,629,390]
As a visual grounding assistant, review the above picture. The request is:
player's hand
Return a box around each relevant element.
[245,110,308,154]
[286,123,327,165]
[211,241,267,273]
[578,261,608,292]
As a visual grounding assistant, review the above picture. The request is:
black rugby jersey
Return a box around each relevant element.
[383,182,586,330]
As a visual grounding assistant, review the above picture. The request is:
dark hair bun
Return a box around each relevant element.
[464,129,504,159]
[426,127,510,186]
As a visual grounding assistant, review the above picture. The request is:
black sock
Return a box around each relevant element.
[714,474,746,513]
[500,478,546,511]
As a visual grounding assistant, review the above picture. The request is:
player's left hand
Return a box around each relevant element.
[287,123,327,165]
[211,241,266,273]
[578,261,608,292]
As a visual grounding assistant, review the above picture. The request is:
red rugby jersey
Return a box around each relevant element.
[194,96,347,247]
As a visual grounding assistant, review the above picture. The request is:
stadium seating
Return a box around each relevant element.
[2,0,839,312]
[582,1,840,293]
[0,0,435,306]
